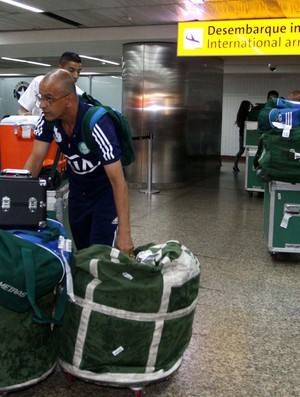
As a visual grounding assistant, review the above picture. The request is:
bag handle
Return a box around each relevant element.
[50,146,62,180]
[81,106,108,154]
[22,247,68,325]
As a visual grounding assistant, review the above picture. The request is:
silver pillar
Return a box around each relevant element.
[122,42,224,188]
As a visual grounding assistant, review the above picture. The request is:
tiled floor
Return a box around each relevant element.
[5,161,300,397]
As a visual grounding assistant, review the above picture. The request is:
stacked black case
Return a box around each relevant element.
[0,170,47,229]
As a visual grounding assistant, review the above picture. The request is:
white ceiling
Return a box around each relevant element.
[0,0,299,74]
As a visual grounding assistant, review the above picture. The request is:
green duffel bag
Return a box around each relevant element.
[258,97,300,131]
[0,293,57,393]
[56,241,200,386]
[255,127,300,183]
[0,219,72,323]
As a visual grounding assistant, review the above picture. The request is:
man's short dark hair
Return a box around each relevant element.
[59,52,82,66]
[267,90,279,100]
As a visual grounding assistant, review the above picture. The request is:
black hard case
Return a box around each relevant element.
[0,169,47,229]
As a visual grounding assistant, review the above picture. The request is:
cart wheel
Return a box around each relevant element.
[131,387,143,397]
[270,252,278,260]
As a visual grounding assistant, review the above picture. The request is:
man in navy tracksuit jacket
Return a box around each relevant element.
[24,68,134,255]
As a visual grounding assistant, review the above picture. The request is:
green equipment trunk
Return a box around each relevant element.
[46,181,69,224]
[244,122,261,147]
[264,181,300,254]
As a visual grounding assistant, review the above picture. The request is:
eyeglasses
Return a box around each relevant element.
[35,92,71,107]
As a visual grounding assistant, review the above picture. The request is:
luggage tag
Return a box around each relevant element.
[282,124,292,138]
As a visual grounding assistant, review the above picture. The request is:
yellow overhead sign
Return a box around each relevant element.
[177,18,300,56]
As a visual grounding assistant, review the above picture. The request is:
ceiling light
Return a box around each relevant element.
[80,55,120,66]
[80,72,102,75]
[0,73,23,76]
[1,57,51,66]
[0,0,43,12]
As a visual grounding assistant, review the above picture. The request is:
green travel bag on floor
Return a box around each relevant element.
[0,293,57,393]
[56,241,200,386]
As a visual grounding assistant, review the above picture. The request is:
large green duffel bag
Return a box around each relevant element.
[0,293,57,392]
[56,241,200,386]
[255,127,300,183]
[0,219,73,324]
[258,97,300,131]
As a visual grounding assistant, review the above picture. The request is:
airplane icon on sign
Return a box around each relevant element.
[184,28,204,49]
[186,33,200,43]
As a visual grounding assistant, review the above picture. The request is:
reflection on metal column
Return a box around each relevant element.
[122,42,224,188]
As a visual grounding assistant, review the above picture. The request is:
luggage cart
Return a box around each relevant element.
[47,181,69,224]
[244,122,265,196]
[245,147,265,195]
[64,363,181,397]
[264,181,300,258]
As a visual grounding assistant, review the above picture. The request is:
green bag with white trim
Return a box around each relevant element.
[255,127,300,183]
[56,241,200,386]
[0,293,57,392]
